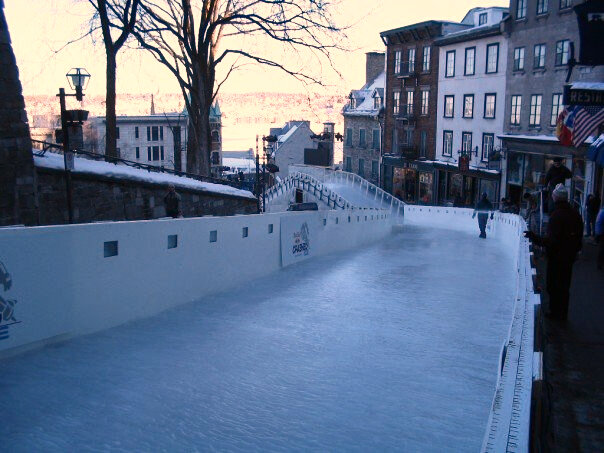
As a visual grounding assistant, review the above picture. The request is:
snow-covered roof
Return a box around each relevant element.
[434,22,501,46]
[34,151,255,199]
[278,124,298,143]
[343,71,385,117]
[221,157,256,173]
[570,82,604,91]
[498,133,597,145]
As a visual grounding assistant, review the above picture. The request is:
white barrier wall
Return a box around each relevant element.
[0,209,393,355]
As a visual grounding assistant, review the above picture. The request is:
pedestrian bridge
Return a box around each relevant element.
[0,167,538,452]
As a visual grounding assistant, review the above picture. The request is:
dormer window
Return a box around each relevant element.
[478,13,487,25]
[374,96,382,109]
[349,93,356,109]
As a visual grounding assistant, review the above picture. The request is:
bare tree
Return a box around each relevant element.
[133,0,343,177]
[89,0,141,159]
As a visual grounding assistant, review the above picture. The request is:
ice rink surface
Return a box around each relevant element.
[0,225,516,452]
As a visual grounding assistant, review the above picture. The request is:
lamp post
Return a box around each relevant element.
[57,68,90,223]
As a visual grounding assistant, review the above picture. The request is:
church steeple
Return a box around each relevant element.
[150,94,155,115]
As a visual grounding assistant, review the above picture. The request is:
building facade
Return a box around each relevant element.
[434,7,509,206]
[342,52,385,185]
[500,0,604,207]
[380,20,469,204]
[87,103,222,174]
[267,120,318,179]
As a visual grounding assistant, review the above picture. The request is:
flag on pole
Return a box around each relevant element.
[557,105,604,147]
[587,133,604,166]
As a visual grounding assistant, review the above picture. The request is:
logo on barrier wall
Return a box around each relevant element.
[0,260,20,341]
[292,222,310,257]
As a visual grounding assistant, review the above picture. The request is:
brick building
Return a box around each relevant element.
[380,20,469,204]
[342,52,385,185]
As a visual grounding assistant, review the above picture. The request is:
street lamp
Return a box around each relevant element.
[56,67,91,223]
[66,68,91,102]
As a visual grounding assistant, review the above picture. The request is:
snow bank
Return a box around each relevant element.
[33,151,255,200]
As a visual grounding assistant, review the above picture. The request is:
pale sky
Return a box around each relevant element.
[5,0,508,97]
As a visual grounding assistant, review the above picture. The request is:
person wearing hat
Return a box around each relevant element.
[525,184,584,320]
[472,192,494,238]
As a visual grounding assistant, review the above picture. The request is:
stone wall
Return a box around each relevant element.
[0,0,38,226]
[35,167,257,225]
[343,115,381,185]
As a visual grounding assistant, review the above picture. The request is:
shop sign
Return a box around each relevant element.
[564,85,604,106]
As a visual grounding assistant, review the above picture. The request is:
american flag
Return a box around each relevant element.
[571,105,604,147]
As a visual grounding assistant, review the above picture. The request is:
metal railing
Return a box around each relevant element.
[31,139,242,189]
[288,165,405,217]
[265,172,354,210]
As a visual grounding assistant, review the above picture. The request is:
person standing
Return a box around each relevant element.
[585,193,601,237]
[525,184,583,320]
[164,184,182,218]
[596,206,604,270]
[544,157,572,212]
[472,192,494,239]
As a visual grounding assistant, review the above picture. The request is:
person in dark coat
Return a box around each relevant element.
[164,184,182,218]
[472,192,494,238]
[585,193,601,237]
[544,157,572,212]
[525,184,584,320]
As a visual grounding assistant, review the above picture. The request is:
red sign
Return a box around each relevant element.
[459,154,470,173]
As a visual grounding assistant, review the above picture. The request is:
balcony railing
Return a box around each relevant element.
[397,104,415,120]
[396,61,417,78]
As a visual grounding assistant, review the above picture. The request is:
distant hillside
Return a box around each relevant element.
[24,92,348,156]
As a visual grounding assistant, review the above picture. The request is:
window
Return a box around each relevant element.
[445,50,455,77]
[464,47,476,75]
[421,90,429,115]
[394,50,401,74]
[147,126,163,141]
[408,48,416,72]
[486,43,499,73]
[403,129,414,146]
[560,0,572,10]
[211,130,220,143]
[484,94,496,119]
[479,12,488,25]
[422,46,431,71]
[371,160,379,179]
[393,91,400,115]
[537,0,548,15]
[510,95,522,125]
[444,95,454,118]
[160,146,164,160]
[392,129,398,151]
[420,130,427,158]
[555,40,571,66]
[529,95,542,126]
[462,132,473,153]
[359,128,366,148]
[482,133,494,162]
[147,146,151,160]
[374,95,381,109]
[534,44,546,68]
[517,0,527,19]
[551,93,563,126]
[135,146,140,159]
[345,127,353,147]
[514,47,525,71]
[116,127,120,139]
[443,130,453,156]
[372,129,380,150]
[463,94,474,118]
[152,145,160,161]
[406,90,414,115]
[345,156,352,172]
[358,158,365,177]
[135,126,139,139]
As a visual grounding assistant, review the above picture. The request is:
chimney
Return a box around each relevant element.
[365,52,385,86]
[150,94,155,115]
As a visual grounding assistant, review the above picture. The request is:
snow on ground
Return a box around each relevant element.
[0,225,515,452]
[33,151,255,199]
